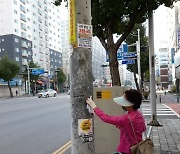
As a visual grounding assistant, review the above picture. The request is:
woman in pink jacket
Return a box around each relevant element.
[86,89,146,154]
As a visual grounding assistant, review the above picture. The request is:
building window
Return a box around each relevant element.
[14,0,17,5]
[21,23,26,31]
[14,10,17,14]
[20,14,26,22]
[14,19,18,24]
[15,48,19,52]
[38,1,42,7]
[14,38,19,43]
[16,57,19,61]
[20,0,26,4]
[20,5,26,13]
[14,29,18,33]
[28,42,31,47]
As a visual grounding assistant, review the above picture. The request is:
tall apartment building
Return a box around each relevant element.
[163,1,180,92]
[158,48,169,88]
[92,37,106,80]
[0,0,62,76]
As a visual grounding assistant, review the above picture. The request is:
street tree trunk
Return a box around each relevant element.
[108,49,121,86]
[8,81,13,98]
[70,0,94,153]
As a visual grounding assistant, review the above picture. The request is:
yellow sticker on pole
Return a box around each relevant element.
[69,0,77,45]
[78,119,93,135]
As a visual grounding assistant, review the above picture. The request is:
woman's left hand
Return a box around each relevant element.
[86,96,97,109]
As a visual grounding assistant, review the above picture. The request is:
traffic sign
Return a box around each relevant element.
[32,69,44,75]
[106,44,128,62]
[118,44,128,53]
[48,75,53,78]
[117,52,137,60]
[122,59,135,65]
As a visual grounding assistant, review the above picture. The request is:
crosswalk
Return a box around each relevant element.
[141,103,179,119]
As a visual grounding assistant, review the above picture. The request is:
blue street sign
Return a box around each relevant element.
[32,69,44,75]
[118,44,128,53]
[117,52,137,60]
[122,59,135,65]
[106,44,128,62]
[48,75,53,78]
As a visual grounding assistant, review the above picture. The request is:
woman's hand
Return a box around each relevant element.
[86,96,97,109]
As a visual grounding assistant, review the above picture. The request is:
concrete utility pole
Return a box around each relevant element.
[148,12,161,126]
[137,28,142,93]
[27,64,31,96]
[70,0,94,154]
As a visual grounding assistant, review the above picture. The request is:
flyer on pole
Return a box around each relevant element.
[77,23,92,48]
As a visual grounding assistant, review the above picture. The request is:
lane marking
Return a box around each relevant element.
[52,141,71,154]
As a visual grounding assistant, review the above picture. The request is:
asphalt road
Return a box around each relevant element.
[0,94,71,154]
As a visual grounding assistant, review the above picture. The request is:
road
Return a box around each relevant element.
[0,94,71,154]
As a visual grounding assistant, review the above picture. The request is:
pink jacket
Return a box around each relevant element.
[94,107,146,154]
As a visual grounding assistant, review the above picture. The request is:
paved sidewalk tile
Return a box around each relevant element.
[146,119,180,154]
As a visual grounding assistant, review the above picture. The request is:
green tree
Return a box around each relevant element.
[56,67,66,92]
[126,24,149,91]
[54,0,177,86]
[57,67,66,84]
[0,55,20,97]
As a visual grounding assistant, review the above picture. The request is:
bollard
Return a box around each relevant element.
[177,96,179,103]
[159,95,161,103]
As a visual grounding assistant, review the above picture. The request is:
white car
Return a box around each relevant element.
[38,89,57,98]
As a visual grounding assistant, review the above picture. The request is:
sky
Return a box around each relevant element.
[154,5,173,50]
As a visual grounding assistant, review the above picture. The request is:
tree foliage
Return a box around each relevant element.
[57,67,66,84]
[126,24,149,90]
[54,0,177,86]
[0,55,20,97]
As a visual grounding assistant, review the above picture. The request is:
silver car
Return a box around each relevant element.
[38,89,57,98]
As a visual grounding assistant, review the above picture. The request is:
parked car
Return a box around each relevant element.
[38,89,57,98]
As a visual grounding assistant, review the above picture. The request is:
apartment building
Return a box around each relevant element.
[0,0,62,75]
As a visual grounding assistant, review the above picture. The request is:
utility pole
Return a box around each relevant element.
[137,28,142,93]
[70,0,94,153]
[27,64,31,96]
[148,12,161,126]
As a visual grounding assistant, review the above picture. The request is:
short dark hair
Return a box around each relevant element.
[124,89,142,110]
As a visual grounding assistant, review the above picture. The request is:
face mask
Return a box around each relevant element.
[122,106,127,111]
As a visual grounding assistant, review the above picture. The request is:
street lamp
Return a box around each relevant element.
[55,69,60,92]
[27,64,31,96]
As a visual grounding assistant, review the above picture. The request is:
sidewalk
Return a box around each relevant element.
[146,93,180,154]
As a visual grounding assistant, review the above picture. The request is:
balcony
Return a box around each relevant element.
[20,14,26,22]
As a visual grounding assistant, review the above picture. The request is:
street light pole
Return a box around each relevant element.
[27,64,31,96]
[148,12,161,126]
[137,28,142,93]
